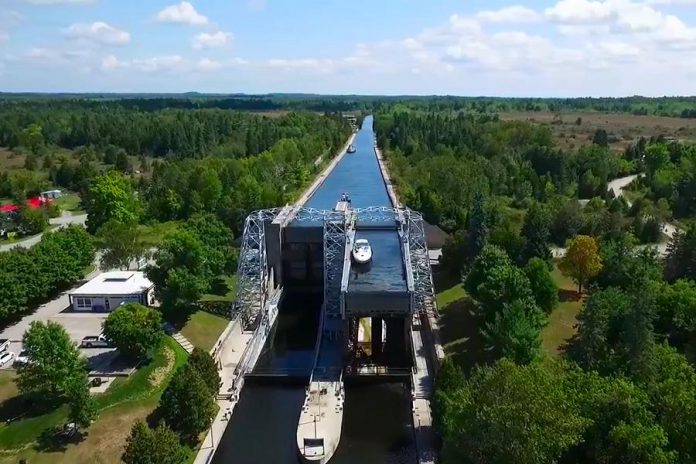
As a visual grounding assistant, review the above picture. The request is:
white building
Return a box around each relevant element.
[69,271,155,312]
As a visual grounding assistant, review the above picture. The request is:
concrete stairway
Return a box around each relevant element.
[172,332,194,354]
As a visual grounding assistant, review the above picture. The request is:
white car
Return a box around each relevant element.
[80,335,111,348]
[13,350,30,367]
[0,351,15,367]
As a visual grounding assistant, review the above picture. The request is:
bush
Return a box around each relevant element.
[103,304,163,360]
[17,206,48,235]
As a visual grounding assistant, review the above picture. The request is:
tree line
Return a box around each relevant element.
[0,225,94,325]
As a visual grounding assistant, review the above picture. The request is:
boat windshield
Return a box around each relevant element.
[354,240,369,249]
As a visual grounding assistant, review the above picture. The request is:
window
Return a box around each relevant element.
[75,297,92,310]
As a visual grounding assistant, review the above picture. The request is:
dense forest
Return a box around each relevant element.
[373,107,696,462]
[3,93,696,117]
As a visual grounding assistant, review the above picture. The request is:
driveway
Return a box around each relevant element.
[0,265,116,369]
[0,212,87,252]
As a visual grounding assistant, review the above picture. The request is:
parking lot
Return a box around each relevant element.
[0,277,116,369]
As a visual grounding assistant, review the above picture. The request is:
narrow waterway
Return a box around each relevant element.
[212,116,415,463]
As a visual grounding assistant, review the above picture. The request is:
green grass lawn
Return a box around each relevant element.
[0,337,188,464]
[541,263,583,357]
[54,194,82,213]
[180,311,230,352]
[200,275,237,303]
[137,221,181,247]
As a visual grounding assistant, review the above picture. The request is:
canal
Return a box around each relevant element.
[211,116,415,464]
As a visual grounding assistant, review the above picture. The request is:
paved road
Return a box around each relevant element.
[553,173,680,257]
[0,212,87,252]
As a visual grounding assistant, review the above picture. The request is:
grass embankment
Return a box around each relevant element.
[435,262,583,371]
[180,311,229,352]
[0,337,187,464]
[200,275,236,303]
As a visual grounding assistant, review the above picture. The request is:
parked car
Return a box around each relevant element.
[80,335,111,348]
[0,339,9,353]
[0,351,15,367]
[13,350,30,367]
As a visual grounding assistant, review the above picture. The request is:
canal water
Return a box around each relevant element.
[212,116,415,463]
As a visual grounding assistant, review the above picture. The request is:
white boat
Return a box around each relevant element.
[347,144,356,154]
[352,239,372,264]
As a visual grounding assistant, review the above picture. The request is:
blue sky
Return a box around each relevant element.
[1,0,696,96]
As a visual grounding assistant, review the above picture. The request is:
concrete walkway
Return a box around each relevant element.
[194,321,252,464]
[0,212,87,252]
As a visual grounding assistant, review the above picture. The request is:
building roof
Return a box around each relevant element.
[70,271,153,296]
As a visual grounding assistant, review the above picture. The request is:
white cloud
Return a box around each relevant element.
[192,31,232,50]
[101,54,129,71]
[196,58,222,71]
[133,55,186,73]
[156,2,208,26]
[476,6,542,23]
[63,22,130,45]
[545,0,614,24]
[267,58,336,73]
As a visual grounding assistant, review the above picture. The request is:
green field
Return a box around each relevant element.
[54,194,82,213]
[0,337,188,464]
[180,311,230,352]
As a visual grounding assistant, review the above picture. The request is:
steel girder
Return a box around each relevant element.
[231,208,281,330]
[404,209,437,316]
[232,206,437,331]
[323,209,349,319]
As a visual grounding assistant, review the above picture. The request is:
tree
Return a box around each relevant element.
[66,376,97,431]
[482,297,546,364]
[86,171,142,233]
[115,151,131,173]
[439,360,586,464]
[103,304,163,360]
[188,348,221,397]
[96,219,147,271]
[464,244,512,296]
[122,421,187,464]
[17,206,49,235]
[560,235,603,293]
[593,129,609,147]
[474,263,533,315]
[596,234,663,290]
[146,229,215,320]
[568,370,675,464]
[160,364,216,442]
[665,225,696,282]
[567,287,631,374]
[16,321,87,402]
[525,257,558,313]
[19,123,44,154]
[521,202,552,263]
[467,193,488,259]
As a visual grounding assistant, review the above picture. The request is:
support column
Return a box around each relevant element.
[371,317,383,359]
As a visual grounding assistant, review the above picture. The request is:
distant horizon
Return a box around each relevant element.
[2,91,696,100]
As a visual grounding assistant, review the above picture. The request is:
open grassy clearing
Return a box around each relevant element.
[500,111,696,151]
[0,337,187,464]
[137,221,181,247]
[201,275,237,303]
[54,194,82,213]
[180,310,229,352]
[541,263,583,356]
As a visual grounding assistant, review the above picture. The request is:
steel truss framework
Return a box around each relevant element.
[232,206,437,330]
